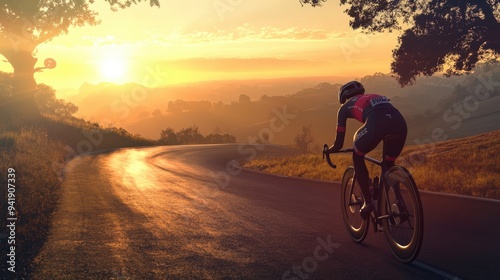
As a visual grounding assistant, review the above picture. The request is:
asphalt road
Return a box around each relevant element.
[33,144,500,279]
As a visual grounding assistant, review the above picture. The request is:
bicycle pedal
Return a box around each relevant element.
[377,224,384,232]
[371,218,383,232]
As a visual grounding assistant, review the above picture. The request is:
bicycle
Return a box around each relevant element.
[322,145,424,263]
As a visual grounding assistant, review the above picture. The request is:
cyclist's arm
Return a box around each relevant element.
[328,129,345,153]
[328,106,348,153]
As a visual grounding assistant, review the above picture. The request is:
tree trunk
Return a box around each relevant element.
[3,49,41,121]
[0,36,41,121]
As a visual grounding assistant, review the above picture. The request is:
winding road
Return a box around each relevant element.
[33,145,500,279]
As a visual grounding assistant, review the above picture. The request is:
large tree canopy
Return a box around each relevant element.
[0,0,159,120]
[0,0,160,53]
[301,0,500,86]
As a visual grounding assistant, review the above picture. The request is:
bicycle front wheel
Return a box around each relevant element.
[380,166,424,263]
[341,167,369,243]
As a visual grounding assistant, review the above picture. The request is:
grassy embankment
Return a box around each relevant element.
[243,130,500,200]
[0,116,154,278]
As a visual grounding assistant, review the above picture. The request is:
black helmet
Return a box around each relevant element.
[338,81,365,104]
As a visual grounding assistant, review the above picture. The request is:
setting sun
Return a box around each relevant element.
[99,56,128,83]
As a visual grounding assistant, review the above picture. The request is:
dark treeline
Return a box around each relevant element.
[159,125,236,145]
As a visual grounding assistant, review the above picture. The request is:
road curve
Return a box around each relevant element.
[33,144,500,279]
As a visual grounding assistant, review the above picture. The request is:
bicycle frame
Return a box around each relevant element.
[323,147,400,231]
[323,145,423,263]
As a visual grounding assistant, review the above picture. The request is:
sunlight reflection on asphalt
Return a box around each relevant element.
[107,149,160,191]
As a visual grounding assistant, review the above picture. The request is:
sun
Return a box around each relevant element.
[99,56,128,83]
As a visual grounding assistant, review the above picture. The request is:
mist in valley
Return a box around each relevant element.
[61,63,500,150]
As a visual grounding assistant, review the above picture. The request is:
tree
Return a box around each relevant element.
[159,127,178,145]
[294,125,315,153]
[302,0,500,86]
[256,132,271,144]
[152,108,162,117]
[159,126,237,145]
[0,72,77,118]
[176,125,204,144]
[0,0,160,120]
[299,0,327,7]
[238,94,251,103]
[205,133,236,144]
[35,84,79,118]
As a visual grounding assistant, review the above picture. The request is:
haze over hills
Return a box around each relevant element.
[59,63,500,147]
[60,76,344,105]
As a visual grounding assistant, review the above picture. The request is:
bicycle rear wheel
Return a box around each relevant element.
[380,166,424,263]
[341,167,369,243]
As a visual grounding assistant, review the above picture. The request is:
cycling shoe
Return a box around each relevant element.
[360,201,374,220]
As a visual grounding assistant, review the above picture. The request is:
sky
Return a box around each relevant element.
[1,0,400,89]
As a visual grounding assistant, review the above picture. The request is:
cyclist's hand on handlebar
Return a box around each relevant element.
[324,144,339,154]
[323,144,334,154]
[322,144,338,168]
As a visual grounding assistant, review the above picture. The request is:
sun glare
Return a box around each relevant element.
[99,56,128,83]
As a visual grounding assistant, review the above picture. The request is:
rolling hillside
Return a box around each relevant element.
[244,129,500,200]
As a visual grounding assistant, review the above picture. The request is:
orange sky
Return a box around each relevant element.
[1,1,399,89]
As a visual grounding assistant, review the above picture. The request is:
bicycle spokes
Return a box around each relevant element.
[385,183,416,241]
[381,166,424,263]
[348,194,363,213]
[341,167,369,243]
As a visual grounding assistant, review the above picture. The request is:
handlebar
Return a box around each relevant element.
[322,144,353,169]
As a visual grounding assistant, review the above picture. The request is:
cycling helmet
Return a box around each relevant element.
[338,81,365,104]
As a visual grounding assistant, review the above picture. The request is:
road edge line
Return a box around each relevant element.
[412,261,463,280]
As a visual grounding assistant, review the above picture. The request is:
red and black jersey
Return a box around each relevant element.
[336,94,394,132]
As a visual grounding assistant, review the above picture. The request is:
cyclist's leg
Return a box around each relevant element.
[353,118,383,219]
[352,152,370,203]
[382,110,408,212]
[381,110,408,171]
[382,137,403,174]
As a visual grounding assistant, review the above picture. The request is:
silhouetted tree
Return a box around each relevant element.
[294,125,315,153]
[152,109,162,117]
[177,126,204,144]
[35,84,79,118]
[159,127,178,145]
[0,72,78,118]
[205,133,236,144]
[299,0,327,7]
[239,94,251,103]
[256,132,271,144]
[0,0,159,120]
[302,0,500,86]
[160,126,236,145]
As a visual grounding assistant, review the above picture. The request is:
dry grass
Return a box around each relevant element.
[0,117,156,278]
[0,127,66,277]
[399,130,500,199]
[244,152,382,182]
[243,130,500,200]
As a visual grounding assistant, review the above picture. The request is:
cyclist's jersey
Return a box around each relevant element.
[336,94,394,132]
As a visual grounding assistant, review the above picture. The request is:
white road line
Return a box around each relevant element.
[412,261,462,280]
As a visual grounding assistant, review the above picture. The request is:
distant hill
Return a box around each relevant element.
[60,63,500,146]
[404,65,500,142]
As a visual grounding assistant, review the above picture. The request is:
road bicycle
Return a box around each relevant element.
[322,145,424,263]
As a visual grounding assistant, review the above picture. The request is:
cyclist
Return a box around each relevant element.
[326,81,407,220]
